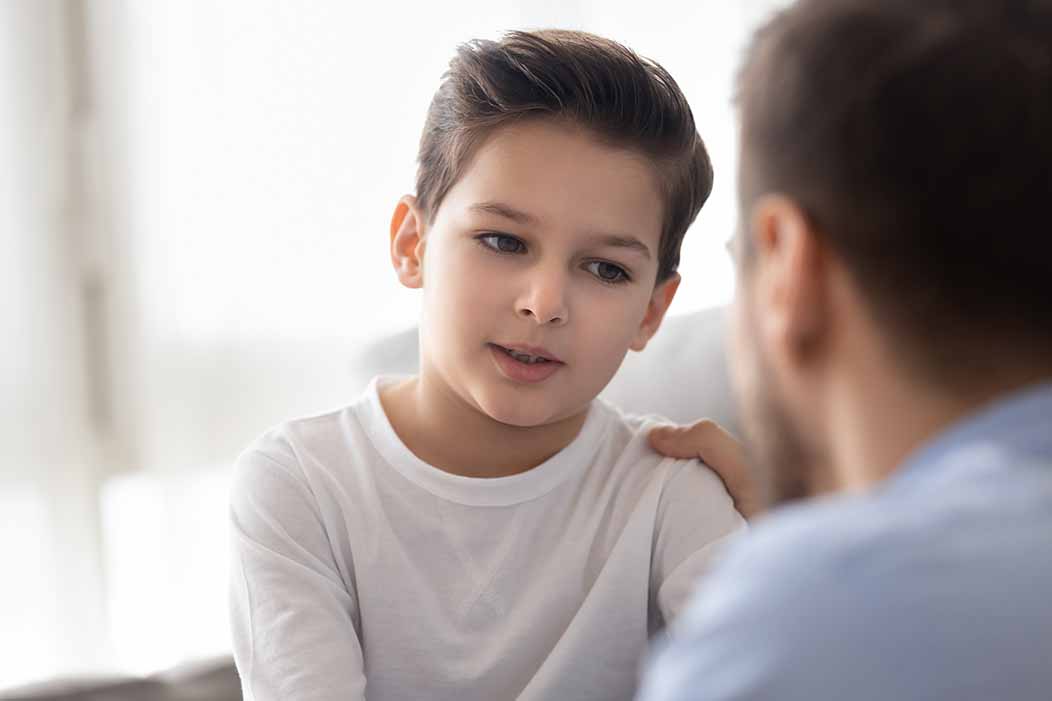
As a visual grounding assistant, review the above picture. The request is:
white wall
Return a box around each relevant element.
[0,0,111,685]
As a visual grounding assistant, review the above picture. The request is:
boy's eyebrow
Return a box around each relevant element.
[471,201,652,259]
[586,234,652,259]
[470,201,539,225]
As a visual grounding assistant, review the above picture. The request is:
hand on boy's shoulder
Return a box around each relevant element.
[648,420,761,520]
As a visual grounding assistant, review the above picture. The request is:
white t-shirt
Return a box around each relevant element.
[229,376,744,701]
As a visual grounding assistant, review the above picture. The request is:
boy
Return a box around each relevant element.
[229,29,742,701]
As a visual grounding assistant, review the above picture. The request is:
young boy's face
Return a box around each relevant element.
[392,119,679,428]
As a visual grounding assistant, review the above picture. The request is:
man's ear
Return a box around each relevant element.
[630,273,681,352]
[389,195,427,289]
[748,194,827,363]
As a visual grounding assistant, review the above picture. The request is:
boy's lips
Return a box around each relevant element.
[488,343,565,384]
[492,342,564,364]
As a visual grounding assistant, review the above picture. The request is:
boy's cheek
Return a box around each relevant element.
[425,247,498,300]
[579,304,651,362]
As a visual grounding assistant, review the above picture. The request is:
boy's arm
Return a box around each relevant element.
[229,446,366,701]
[650,459,746,624]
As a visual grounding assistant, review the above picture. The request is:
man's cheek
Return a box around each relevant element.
[728,302,751,395]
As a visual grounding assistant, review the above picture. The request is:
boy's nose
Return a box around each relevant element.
[516,274,569,326]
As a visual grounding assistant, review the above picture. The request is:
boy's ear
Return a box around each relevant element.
[629,273,681,352]
[390,195,427,289]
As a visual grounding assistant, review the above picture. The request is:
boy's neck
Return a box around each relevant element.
[378,374,589,479]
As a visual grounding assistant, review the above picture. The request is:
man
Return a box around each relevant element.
[640,0,1052,698]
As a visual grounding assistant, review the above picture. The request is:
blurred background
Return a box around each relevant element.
[1,0,788,693]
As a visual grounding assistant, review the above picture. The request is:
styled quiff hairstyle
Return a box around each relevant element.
[738,0,1052,377]
[416,29,714,282]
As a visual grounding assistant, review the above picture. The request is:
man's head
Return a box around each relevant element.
[390,30,713,427]
[730,0,1052,506]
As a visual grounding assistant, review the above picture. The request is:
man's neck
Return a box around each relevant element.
[826,365,1052,494]
[378,373,589,479]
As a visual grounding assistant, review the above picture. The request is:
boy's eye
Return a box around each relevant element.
[477,233,526,254]
[585,261,630,284]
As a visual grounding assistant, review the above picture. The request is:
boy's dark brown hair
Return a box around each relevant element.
[737,0,1052,381]
[416,29,713,283]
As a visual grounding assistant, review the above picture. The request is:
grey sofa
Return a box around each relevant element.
[0,657,240,701]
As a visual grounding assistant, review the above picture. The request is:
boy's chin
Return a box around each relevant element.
[482,404,560,429]
[473,392,575,429]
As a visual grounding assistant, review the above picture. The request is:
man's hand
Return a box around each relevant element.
[649,421,761,519]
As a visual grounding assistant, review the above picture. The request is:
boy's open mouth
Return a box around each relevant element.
[490,344,563,366]
[488,343,565,384]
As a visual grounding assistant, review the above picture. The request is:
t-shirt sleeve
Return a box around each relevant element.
[228,437,366,701]
[650,459,746,626]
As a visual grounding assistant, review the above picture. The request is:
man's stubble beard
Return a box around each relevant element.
[738,308,823,509]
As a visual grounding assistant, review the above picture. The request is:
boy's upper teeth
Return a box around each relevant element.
[509,348,545,363]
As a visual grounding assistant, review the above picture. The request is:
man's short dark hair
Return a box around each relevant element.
[417,29,714,282]
[738,0,1052,378]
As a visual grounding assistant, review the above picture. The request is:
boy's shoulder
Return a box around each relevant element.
[591,399,735,506]
[595,399,671,455]
[238,405,361,470]
[232,382,379,489]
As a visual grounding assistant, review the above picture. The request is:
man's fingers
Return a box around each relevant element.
[648,419,761,519]
[648,424,707,459]
[648,420,737,464]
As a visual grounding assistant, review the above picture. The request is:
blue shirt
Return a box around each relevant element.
[638,382,1052,700]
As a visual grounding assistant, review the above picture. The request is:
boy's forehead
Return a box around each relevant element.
[442,120,665,243]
